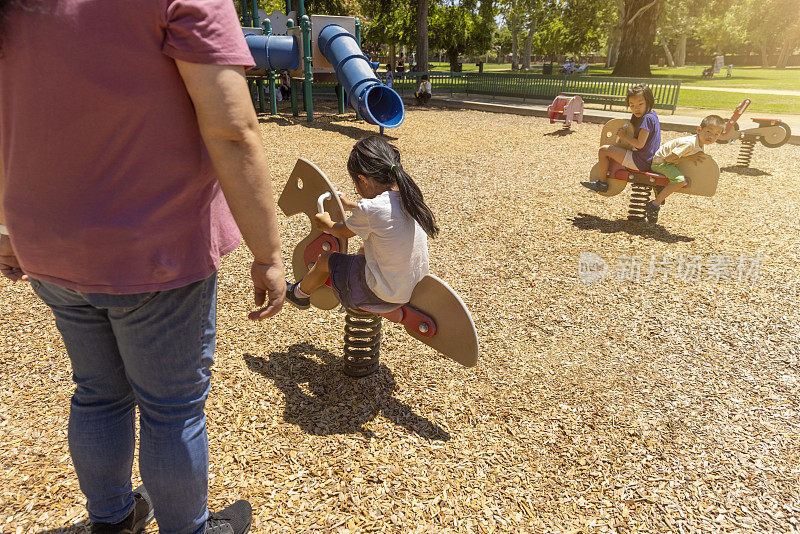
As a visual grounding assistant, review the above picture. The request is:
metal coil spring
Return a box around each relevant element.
[737,138,756,167]
[343,308,382,377]
[627,184,651,221]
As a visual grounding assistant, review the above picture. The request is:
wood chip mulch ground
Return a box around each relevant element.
[2,104,799,533]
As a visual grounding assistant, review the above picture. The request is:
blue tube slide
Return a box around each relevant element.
[317,24,405,129]
[245,34,300,70]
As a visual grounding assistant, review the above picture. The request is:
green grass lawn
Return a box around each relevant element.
[677,89,800,115]
[424,62,800,113]
[587,65,800,92]
[429,62,800,91]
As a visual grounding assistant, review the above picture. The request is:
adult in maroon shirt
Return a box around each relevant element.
[0,1,284,532]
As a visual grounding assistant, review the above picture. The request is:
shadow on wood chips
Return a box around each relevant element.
[244,344,450,442]
[37,521,89,533]
[721,165,772,177]
[256,105,399,141]
[568,212,695,243]
[543,128,575,137]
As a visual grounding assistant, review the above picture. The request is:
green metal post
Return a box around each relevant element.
[297,0,305,20]
[285,0,292,15]
[354,19,362,120]
[336,84,345,114]
[240,0,251,26]
[251,0,259,27]
[301,15,313,122]
[291,78,299,116]
[286,19,299,117]
[257,79,266,113]
[268,74,277,116]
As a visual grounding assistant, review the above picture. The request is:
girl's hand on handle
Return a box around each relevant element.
[248,260,285,321]
[337,193,358,211]
[687,152,707,165]
[315,212,335,233]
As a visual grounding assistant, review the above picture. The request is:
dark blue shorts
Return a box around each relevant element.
[328,253,395,310]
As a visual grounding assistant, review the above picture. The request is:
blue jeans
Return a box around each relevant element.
[31,274,218,534]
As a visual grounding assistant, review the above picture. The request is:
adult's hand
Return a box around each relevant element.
[0,235,27,282]
[248,260,285,320]
[175,61,286,321]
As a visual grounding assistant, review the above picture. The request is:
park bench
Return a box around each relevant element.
[382,72,681,114]
[561,76,681,114]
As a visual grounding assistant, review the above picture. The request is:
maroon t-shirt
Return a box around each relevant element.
[1,0,255,293]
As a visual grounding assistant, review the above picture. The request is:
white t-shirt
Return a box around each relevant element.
[345,191,430,303]
[652,134,703,165]
[418,80,432,94]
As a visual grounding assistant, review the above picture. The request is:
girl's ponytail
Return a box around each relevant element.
[347,136,439,238]
[392,165,439,238]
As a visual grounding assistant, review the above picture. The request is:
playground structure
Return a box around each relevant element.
[589,119,720,221]
[716,98,792,168]
[239,0,404,129]
[547,95,584,128]
[278,158,479,377]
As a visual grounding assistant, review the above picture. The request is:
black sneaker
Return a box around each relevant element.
[204,500,252,534]
[90,485,154,534]
[645,201,661,223]
[581,180,609,193]
[285,281,310,310]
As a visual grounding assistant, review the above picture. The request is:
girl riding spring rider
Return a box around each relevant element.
[582,84,661,193]
[286,136,439,313]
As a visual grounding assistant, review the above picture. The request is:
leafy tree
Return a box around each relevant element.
[699,0,800,67]
[498,0,525,68]
[429,1,493,69]
[655,0,704,67]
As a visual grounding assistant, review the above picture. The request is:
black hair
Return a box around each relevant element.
[626,83,654,113]
[347,136,439,238]
[701,114,726,129]
[421,74,429,81]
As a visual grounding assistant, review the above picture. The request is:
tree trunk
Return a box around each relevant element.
[660,39,675,67]
[389,43,396,72]
[416,0,430,72]
[606,0,625,68]
[759,41,769,67]
[522,20,536,70]
[675,33,686,67]
[448,49,459,71]
[776,37,794,68]
[606,33,621,68]
[612,0,662,77]
[511,26,519,69]
[775,18,799,68]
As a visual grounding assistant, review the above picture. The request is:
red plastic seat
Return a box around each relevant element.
[607,161,669,186]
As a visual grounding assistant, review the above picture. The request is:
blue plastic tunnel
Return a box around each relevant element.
[245,34,300,70]
[317,24,405,129]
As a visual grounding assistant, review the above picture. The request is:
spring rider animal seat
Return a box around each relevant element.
[716,98,792,168]
[588,119,720,221]
[547,95,584,128]
[278,158,479,376]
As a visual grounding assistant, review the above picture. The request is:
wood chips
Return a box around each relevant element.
[2,104,799,532]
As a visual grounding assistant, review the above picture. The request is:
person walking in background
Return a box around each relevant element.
[0,1,284,533]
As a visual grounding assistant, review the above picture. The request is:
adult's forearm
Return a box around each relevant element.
[0,151,5,225]
[204,131,282,264]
